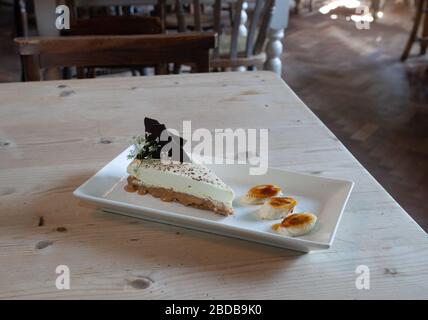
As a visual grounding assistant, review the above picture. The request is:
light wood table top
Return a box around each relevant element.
[0,71,427,299]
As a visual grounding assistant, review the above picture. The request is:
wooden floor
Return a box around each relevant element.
[284,4,428,231]
[0,4,427,231]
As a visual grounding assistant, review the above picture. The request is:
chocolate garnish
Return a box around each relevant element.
[143,117,190,163]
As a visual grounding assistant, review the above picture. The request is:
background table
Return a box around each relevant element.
[0,71,427,299]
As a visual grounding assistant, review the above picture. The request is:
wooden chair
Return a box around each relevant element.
[160,0,275,70]
[13,0,30,81]
[164,0,232,32]
[65,0,148,20]
[63,15,163,36]
[62,15,163,77]
[14,33,217,81]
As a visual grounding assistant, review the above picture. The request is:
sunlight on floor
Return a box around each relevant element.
[319,0,383,23]
[319,0,361,14]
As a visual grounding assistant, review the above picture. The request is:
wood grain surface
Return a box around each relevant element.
[15,33,217,81]
[0,71,427,299]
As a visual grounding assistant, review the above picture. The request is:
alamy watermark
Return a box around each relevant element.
[55,265,70,290]
[55,5,70,30]
[151,121,269,175]
[58,2,374,31]
[355,265,370,290]
[53,264,372,291]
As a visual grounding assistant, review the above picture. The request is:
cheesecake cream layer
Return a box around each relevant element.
[127,159,234,212]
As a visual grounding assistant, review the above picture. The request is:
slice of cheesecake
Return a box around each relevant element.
[126,158,234,215]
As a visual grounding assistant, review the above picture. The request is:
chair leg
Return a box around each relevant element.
[62,67,73,79]
[173,64,181,74]
[371,0,380,20]
[420,1,428,54]
[22,55,41,81]
[294,0,300,14]
[308,0,314,12]
[13,0,28,37]
[401,0,425,61]
[15,0,28,81]
[155,63,169,75]
[76,67,86,79]
[139,68,148,76]
[87,68,96,78]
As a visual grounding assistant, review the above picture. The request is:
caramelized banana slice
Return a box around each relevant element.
[257,197,297,220]
[273,212,317,237]
[242,184,282,205]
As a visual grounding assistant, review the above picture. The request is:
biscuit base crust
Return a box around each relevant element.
[125,176,233,216]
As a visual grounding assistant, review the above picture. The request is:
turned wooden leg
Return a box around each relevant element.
[264,28,284,76]
[239,2,248,37]
[401,0,425,61]
[235,2,248,72]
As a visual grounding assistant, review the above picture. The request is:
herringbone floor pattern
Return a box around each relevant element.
[284,4,428,231]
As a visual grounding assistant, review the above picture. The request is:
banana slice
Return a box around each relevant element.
[272,212,317,237]
[242,184,282,205]
[257,197,297,220]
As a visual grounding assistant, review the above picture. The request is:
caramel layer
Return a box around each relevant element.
[125,176,233,216]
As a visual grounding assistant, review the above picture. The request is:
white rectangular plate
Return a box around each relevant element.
[74,147,354,252]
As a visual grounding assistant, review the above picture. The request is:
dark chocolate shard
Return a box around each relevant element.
[144,117,190,163]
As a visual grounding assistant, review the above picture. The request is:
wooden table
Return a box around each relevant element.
[0,72,427,299]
